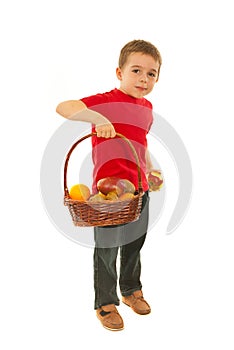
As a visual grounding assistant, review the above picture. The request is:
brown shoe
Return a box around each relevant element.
[96,304,124,331]
[122,290,151,315]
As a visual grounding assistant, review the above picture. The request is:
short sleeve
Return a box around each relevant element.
[80,93,109,108]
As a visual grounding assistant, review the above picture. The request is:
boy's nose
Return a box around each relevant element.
[140,73,148,83]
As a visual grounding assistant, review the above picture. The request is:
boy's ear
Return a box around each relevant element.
[116,67,122,81]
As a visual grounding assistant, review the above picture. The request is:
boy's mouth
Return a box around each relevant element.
[135,86,147,91]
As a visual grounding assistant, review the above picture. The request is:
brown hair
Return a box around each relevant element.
[118,39,162,75]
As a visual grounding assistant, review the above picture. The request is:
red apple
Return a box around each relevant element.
[147,170,163,191]
[97,177,122,195]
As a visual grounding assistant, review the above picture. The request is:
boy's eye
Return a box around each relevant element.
[132,69,156,78]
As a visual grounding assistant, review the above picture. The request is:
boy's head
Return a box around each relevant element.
[118,39,162,75]
[116,39,162,99]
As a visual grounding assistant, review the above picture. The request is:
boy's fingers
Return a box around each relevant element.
[95,124,116,138]
[110,128,116,138]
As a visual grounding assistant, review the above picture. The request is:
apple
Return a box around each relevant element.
[88,193,106,202]
[117,179,135,194]
[97,177,122,195]
[106,191,119,201]
[147,170,163,191]
[119,192,135,201]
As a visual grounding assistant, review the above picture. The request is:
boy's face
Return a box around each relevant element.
[116,52,160,99]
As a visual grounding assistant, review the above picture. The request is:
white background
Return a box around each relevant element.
[1,0,234,348]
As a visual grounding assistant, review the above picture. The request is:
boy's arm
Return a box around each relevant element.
[56,100,116,138]
[145,148,154,174]
[146,148,162,176]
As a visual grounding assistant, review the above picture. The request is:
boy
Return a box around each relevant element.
[56,39,162,331]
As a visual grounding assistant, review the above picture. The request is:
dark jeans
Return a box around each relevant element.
[93,192,149,309]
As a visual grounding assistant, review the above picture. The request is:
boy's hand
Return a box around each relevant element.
[95,117,116,138]
[147,169,163,192]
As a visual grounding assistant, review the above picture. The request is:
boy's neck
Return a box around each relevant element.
[118,88,142,100]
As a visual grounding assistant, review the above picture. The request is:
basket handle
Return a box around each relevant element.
[64,132,143,197]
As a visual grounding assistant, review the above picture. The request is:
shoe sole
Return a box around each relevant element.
[103,325,124,331]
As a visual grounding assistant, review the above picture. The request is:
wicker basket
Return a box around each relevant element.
[64,132,144,226]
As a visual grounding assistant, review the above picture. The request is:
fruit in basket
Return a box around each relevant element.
[117,179,135,194]
[97,177,122,196]
[119,192,135,201]
[97,177,135,196]
[106,191,119,201]
[147,170,163,191]
[88,193,106,202]
[69,184,91,200]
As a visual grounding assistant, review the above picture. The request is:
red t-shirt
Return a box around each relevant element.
[81,88,153,193]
